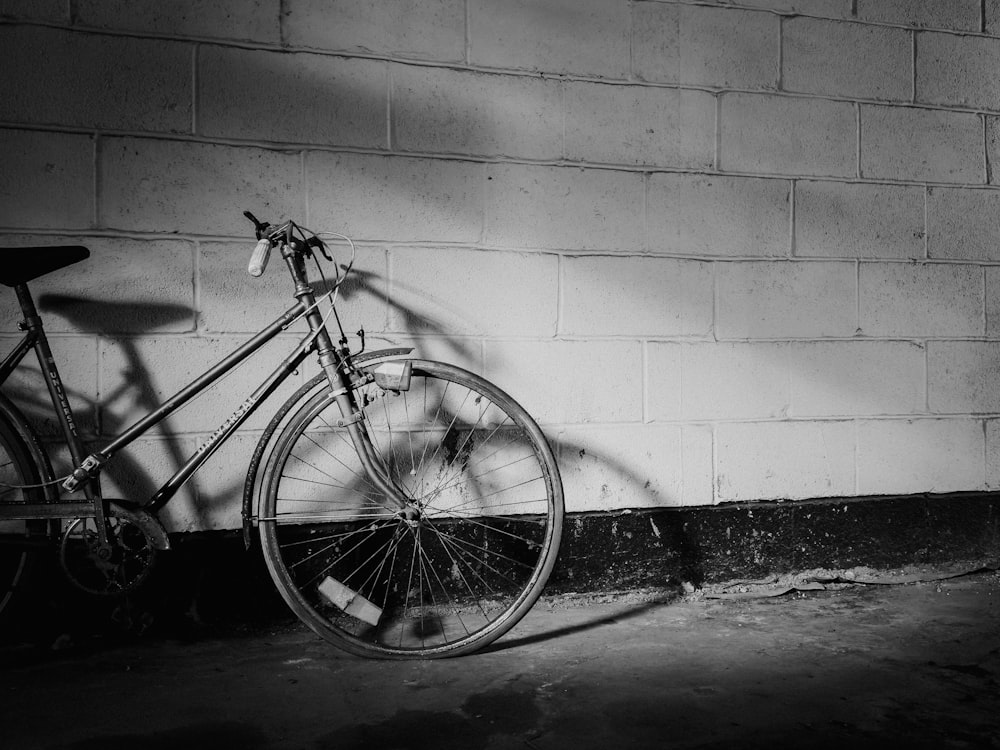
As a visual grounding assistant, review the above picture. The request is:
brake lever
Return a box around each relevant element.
[306,236,333,261]
[243,210,270,239]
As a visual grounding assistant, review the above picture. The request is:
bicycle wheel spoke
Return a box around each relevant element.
[418,454,539,508]
[421,516,502,606]
[301,427,379,495]
[413,531,474,642]
[426,524,538,579]
[423,474,546,518]
[285,520,395,577]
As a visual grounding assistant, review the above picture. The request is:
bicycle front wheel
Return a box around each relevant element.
[259,360,563,658]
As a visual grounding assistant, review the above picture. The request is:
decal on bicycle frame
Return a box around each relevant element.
[47,356,80,438]
[194,395,257,458]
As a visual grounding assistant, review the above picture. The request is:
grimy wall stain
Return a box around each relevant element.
[2,0,1000,532]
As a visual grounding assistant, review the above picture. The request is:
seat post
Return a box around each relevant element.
[13,282,43,332]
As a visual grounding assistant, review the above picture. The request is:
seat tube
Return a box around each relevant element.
[15,284,88,467]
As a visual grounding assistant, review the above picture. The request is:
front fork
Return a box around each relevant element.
[319,349,419,521]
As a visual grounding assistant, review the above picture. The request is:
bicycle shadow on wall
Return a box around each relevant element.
[27,269,688,646]
[13,295,195,502]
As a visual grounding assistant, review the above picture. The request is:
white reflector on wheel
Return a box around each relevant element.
[318,576,382,626]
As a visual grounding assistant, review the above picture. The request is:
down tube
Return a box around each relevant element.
[146,344,312,512]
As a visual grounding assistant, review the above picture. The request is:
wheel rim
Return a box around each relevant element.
[0,420,44,622]
[261,362,562,657]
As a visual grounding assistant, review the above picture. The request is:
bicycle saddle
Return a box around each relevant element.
[0,246,90,287]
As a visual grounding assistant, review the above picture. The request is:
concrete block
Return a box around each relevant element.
[200,242,387,334]
[987,267,1000,336]
[484,164,644,251]
[556,423,713,511]
[926,187,1000,261]
[716,420,855,502]
[99,436,198,529]
[392,66,562,160]
[483,340,643,425]
[307,152,482,243]
[681,424,715,507]
[100,137,304,236]
[783,18,911,101]
[631,4,779,90]
[99,335,306,435]
[76,0,280,43]
[857,418,985,495]
[986,419,1000,489]
[649,340,926,422]
[561,256,713,337]
[860,105,984,184]
[468,0,630,78]
[991,118,1000,186]
[989,0,1000,35]
[0,236,195,333]
[388,247,558,337]
[857,0,981,31]
[0,129,93,229]
[199,48,386,148]
[0,27,191,133]
[647,174,790,257]
[787,340,926,417]
[928,341,1000,414]
[647,342,792,422]
[716,261,857,339]
[794,180,925,259]
[0,0,66,20]
[0,335,98,436]
[917,32,1000,110]
[719,93,856,178]
[564,84,714,169]
[859,262,984,337]
[283,0,465,61]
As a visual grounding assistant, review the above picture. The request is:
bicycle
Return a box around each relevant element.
[0,212,563,658]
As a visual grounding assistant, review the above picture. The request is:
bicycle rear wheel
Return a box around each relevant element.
[259,360,563,658]
[0,412,48,625]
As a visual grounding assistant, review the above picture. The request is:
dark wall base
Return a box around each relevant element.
[549,492,1000,592]
[7,493,999,643]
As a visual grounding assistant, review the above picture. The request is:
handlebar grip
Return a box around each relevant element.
[248,239,272,277]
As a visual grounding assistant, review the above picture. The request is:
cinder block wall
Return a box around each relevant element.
[3,0,1000,532]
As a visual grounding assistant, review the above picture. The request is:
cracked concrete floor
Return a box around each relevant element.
[1,571,998,749]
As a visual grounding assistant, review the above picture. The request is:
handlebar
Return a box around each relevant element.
[243,211,336,278]
[243,211,293,277]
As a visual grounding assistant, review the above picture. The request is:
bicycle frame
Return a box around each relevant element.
[0,242,411,537]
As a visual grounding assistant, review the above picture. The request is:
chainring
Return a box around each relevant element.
[59,505,159,596]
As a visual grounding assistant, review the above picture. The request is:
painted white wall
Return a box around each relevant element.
[3,0,1000,530]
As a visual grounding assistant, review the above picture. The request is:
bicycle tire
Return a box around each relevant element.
[259,359,563,658]
[0,410,48,626]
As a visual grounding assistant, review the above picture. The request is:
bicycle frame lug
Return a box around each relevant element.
[62,453,106,492]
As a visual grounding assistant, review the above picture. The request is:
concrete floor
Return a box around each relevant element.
[2,571,999,750]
